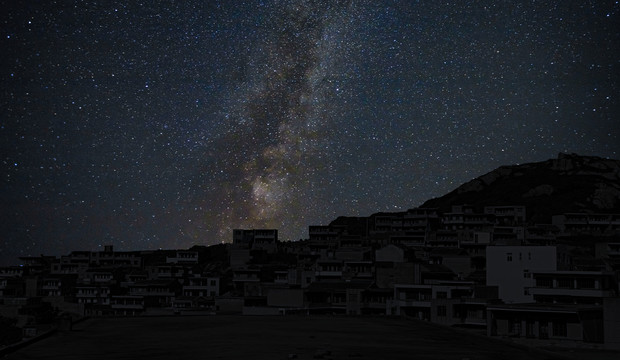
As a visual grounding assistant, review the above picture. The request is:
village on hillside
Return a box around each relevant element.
[2,204,620,350]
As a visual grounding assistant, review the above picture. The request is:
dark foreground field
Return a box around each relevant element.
[5,315,570,360]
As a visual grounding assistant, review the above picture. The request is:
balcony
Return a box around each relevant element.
[394,299,431,308]
[529,287,613,298]
[315,271,343,277]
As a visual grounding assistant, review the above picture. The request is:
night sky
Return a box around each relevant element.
[1,1,619,265]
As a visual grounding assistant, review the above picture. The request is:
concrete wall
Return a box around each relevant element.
[441,256,472,278]
[604,298,620,350]
[486,246,556,303]
[267,288,304,308]
[242,306,281,316]
[215,297,243,314]
[376,245,404,263]
[376,263,417,289]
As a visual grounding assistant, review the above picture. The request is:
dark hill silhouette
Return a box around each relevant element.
[420,153,620,223]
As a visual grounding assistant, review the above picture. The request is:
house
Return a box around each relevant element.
[166,251,199,265]
[552,213,620,236]
[529,270,617,305]
[484,205,526,226]
[486,246,557,303]
[75,285,110,305]
[314,259,344,282]
[391,281,498,327]
[306,281,370,315]
[426,230,461,248]
[375,261,418,289]
[50,256,88,276]
[441,205,494,232]
[232,267,261,294]
[428,248,473,279]
[390,284,432,319]
[76,285,111,316]
[149,264,187,280]
[172,296,214,314]
[233,229,278,253]
[18,256,55,275]
[40,275,77,297]
[0,277,24,297]
[110,295,144,316]
[487,303,604,345]
[128,280,180,307]
[492,226,525,245]
[429,282,498,328]
[353,288,393,315]
[182,276,220,298]
[343,261,373,282]
[525,224,560,246]
[459,231,491,257]
[91,246,141,268]
[0,266,24,278]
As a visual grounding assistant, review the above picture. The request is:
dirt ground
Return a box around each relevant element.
[1,315,600,360]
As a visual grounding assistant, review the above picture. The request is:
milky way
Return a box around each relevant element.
[1,1,619,264]
[208,1,356,239]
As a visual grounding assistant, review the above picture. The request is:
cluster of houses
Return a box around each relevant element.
[1,204,620,349]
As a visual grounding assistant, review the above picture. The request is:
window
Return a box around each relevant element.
[436,291,448,299]
[577,278,595,289]
[436,306,447,317]
[506,253,513,262]
[552,320,567,337]
[558,278,573,288]
[536,277,553,287]
[511,321,521,335]
[523,270,530,279]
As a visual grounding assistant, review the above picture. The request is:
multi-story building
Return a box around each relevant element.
[110,295,144,316]
[390,281,498,327]
[128,280,180,307]
[0,277,23,297]
[391,284,432,319]
[484,205,526,226]
[182,276,220,298]
[76,285,110,306]
[552,213,620,236]
[315,259,344,282]
[487,303,604,345]
[233,229,278,253]
[459,231,491,257]
[166,251,199,265]
[529,271,616,305]
[486,246,557,303]
[441,205,495,232]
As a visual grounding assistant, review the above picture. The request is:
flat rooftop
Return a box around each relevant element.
[0,315,592,360]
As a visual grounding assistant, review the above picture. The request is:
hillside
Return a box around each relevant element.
[419,153,620,223]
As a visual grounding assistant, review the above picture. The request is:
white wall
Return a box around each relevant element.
[486,246,556,303]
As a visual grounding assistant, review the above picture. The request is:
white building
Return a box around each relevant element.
[166,251,199,265]
[182,276,219,298]
[486,246,556,303]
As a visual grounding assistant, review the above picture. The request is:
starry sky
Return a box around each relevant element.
[1,0,619,265]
